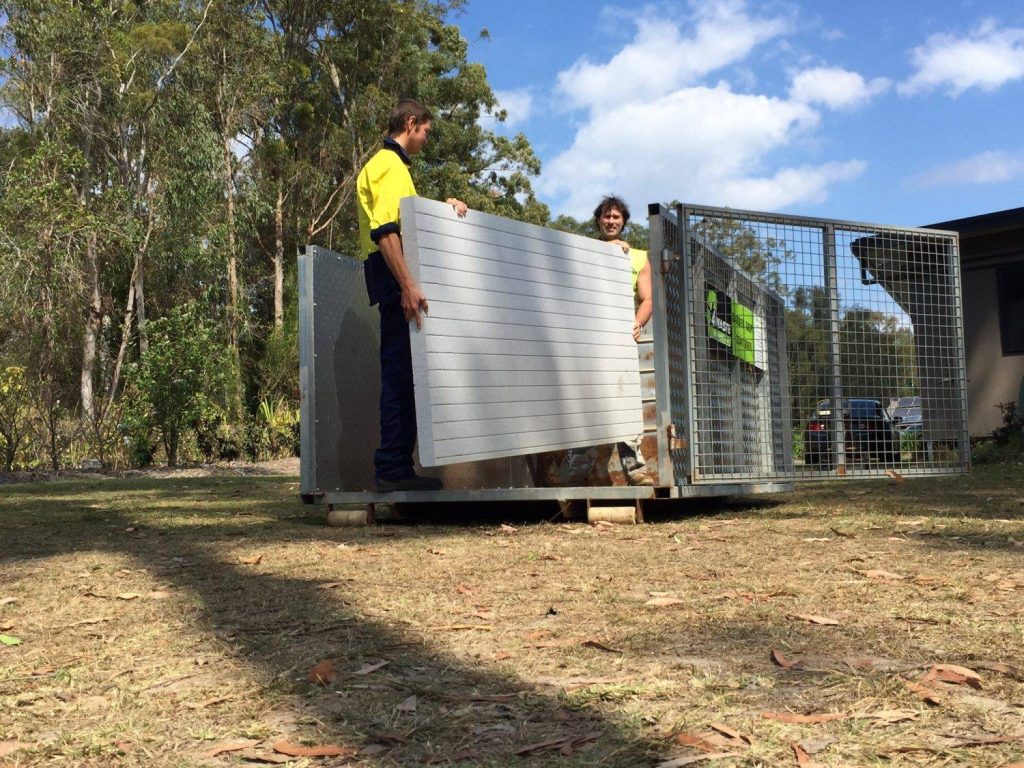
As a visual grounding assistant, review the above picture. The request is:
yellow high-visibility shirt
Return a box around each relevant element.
[356,138,417,260]
[630,248,649,296]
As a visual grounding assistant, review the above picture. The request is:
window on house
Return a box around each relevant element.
[997,260,1024,356]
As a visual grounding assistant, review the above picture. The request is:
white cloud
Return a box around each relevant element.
[899,19,1024,96]
[556,0,788,111]
[539,83,867,217]
[490,88,533,130]
[789,67,890,110]
[538,1,866,218]
[911,150,1024,188]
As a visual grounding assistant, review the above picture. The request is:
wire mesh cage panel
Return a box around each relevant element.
[652,204,969,483]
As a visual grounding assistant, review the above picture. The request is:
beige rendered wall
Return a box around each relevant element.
[962,265,1024,435]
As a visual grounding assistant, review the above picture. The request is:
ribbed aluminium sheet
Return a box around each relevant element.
[401,197,644,466]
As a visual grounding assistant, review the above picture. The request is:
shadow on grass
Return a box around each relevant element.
[0,476,671,766]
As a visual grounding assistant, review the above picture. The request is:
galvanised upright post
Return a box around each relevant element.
[677,203,699,483]
[823,224,847,474]
[647,204,677,487]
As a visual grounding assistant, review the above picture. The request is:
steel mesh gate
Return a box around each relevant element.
[649,204,969,483]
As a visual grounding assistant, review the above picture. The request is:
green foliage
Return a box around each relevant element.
[123,304,231,466]
[0,364,33,471]
[0,0,554,471]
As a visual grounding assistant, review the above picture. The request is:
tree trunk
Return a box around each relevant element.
[80,230,102,422]
[135,258,148,355]
[105,255,139,415]
[274,177,284,329]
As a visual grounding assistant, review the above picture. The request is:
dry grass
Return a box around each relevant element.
[1,465,1023,767]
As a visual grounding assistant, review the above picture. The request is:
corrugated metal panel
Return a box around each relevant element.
[401,197,644,466]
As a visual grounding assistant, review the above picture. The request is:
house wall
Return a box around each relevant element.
[962,259,1024,435]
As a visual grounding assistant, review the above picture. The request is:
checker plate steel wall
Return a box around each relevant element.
[401,197,644,466]
[298,246,380,494]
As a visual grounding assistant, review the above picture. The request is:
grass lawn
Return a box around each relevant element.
[1,465,1023,767]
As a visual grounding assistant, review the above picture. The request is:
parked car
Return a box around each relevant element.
[889,395,922,435]
[804,398,900,467]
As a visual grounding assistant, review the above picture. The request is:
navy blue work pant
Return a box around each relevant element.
[365,253,416,480]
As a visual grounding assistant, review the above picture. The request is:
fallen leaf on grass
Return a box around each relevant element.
[937,733,1023,749]
[493,651,514,661]
[798,736,836,755]
[455,583,474,595]
[540,553,564,561]
[353,660,389,676]
[396,695,417,713]
[64,617,111,628]
[885,469,905,482]
[789,613,841,626]
[792,742,824,767]
[185,696,232,710]
[0,620,13,631]
[500,524,517,533]
[771,649,803,669]
[116,593,141,600]
[708,723,750,746]
[148,590,171,600]
[646,596,686,607]
[904,679,943,706]
[428,548,446,556]
[972,661,1024,680]
[205,739,260,757]
[307,659,335,685]
[238,554,263,565]
[236,749,292,764]
[430,624,494,632]
[0,597,16,607]
[863,709,919,724]
[516,731,601,756]
[863,569,907,581]
[655,753,737,768]
[0,634,22,646]
[272,740,355,758]
[581,639,623,654]
[530,638,578,649]
[761,712,847,724]
[929,663,983,689]
[802,537,832,542]
[674,732,728,753]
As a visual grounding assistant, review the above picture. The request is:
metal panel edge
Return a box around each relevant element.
[298,245,317,498]
[401,196,438,466]
[648,203,676,487]
[679,201,959,238]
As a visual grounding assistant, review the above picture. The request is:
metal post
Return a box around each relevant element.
[648,205,676,487]
[823,224,847,474]
[678,204,699,483]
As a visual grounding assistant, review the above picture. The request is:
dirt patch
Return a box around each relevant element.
[1,467,1023,766]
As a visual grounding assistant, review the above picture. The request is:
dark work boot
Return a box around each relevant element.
[373,474,444,492]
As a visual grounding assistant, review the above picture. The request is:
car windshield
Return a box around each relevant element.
[893,404,922,420]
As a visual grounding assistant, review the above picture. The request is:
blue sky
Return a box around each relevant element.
[455,0,1024,228]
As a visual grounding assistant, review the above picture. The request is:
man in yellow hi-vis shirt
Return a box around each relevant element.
[565,195,655,486]
[357,99,467,492]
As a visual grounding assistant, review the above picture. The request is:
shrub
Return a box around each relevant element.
[123,305,230,466]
